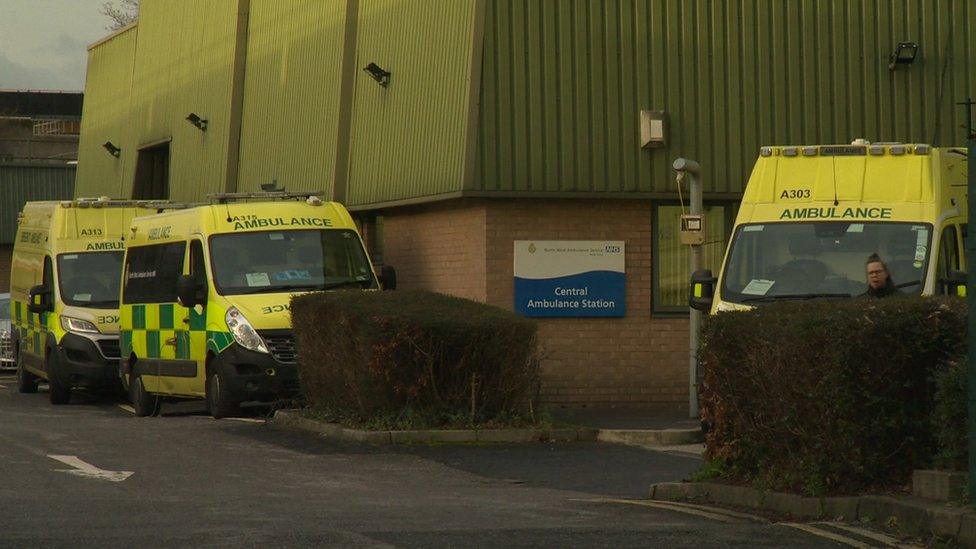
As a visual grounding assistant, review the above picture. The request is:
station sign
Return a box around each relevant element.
[514,241,625,317]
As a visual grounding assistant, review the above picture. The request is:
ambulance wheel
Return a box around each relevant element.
[130,375,161,417]
[207,370,239,419]
[47,352,71,405]
[15,345,38,394]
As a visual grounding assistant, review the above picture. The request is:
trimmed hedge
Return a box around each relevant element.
[932,357,967,471]
[700,297,965,495]
[290,290,540,427]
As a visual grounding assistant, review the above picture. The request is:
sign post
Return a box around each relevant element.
[674,158,702,419]
[960,97,976,505]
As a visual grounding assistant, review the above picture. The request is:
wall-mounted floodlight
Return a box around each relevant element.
[888,42,918,70]
[363,62,391,87]
[186,112,208,131]
[640,110,668,148]
[102,141,121,157]
[261,179,283,192]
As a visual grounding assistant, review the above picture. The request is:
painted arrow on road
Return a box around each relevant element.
[48,455,134,482]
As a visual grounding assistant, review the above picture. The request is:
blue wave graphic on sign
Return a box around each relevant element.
[515,271,625,317]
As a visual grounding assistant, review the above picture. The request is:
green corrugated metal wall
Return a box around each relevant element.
[76,0,976,204]
[237,0,348,195]
[74,26,137,198]
[129,0,242,201]
[0,165,75,243]
[344,0,480,207]
[475,0,976,196]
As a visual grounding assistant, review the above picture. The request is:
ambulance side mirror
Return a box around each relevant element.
[177,275,207,308]
[378,265,397,291]
[689,269,717,312]
[27,284,53,314]
[941,270,967,297]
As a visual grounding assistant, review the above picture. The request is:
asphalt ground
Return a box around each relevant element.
[0,372,897,548]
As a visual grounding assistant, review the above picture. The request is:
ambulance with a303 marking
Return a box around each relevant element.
[118,191,395,418]
[11,198,171,404]
[690,140,968,312]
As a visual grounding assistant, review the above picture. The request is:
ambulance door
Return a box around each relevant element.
[173,238,208,397]
[935,224,964,295]
[155,239,201,397]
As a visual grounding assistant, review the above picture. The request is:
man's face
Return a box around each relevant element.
[866,261,888,289]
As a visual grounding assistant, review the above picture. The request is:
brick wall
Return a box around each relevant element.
[485,199,688,406]
[378,198,689,407]
[381,201,488,303]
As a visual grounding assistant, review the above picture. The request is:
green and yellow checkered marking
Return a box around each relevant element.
[121,303,233,363]
[13,299,53,356]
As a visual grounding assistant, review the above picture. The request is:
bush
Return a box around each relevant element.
[699,297,965,495]
[290,290,541,428]
[932,358,967,471]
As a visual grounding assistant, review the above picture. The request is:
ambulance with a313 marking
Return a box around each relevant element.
[118,192,394,417]
[690,140,969,312]
[11,198,172,404]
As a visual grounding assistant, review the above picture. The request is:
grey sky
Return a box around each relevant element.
[0,0,115,91]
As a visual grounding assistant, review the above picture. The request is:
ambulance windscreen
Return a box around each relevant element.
[209,229,377,295]
[56,251,125,308]
[721,222,932,304]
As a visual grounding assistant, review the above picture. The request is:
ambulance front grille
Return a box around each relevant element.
[97,339,121,359]
[260,332,297,364]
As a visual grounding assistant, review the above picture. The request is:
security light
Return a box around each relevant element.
[186,112,208,131]
[888,42,918,70]
[363,62,391,87]
[261,180,283,192]
[102,141,121,157]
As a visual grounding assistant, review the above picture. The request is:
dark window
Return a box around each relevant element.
[57,251,124,308]
[209,229,376,296]
[42,256,53,292]
[132,142,170,199]
[190,240,207,286]
[937,225,960,293]
[653,203,734,314]
[122,242,186,304]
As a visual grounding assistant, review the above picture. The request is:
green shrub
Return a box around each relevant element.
[290,290,541,428]
[932,358,967,471]
[699,297,965,495]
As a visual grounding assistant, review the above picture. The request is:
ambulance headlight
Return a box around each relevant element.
[225,307,269,354]
[61,316,100,334]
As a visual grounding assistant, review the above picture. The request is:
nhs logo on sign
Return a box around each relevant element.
[514,241,625,318]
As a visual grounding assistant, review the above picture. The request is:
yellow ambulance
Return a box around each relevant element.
[119,192,391,418]
[691,141,969,312]
[11,198,170,403]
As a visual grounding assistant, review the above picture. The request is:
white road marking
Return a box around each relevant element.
[572,497,743,523]
[117,404,135,414]
[48,455,134,482]
[818,522,922,548]
[652,499,769,523]
[780,522,873,548]
[221,417,265,423]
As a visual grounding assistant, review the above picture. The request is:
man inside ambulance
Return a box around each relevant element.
[861,253,896,298]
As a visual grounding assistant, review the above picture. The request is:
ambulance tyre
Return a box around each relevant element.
[15,342,38,394]
[207,368,239,419]
[130,375,161,417]
[47,351,71,405]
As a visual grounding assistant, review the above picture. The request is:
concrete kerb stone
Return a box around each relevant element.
[597,428,703,446]
[858,496,967,540]
[649,480,976,545]
[271,410,597,445]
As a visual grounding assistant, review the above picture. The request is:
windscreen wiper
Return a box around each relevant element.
[322,279,372,290]
[895,280,922,289]
[232,284,323,295]
[740,293,851,303]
